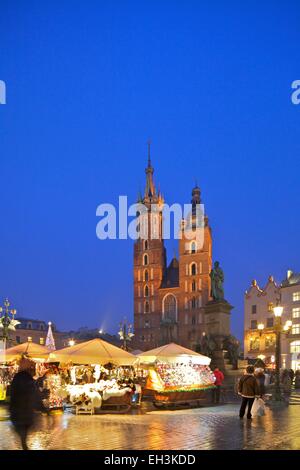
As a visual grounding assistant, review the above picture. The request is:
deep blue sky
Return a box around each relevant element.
[0,1,299,341]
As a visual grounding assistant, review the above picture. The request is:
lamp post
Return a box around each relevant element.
[118,319,134,351]
[0,298,19,350]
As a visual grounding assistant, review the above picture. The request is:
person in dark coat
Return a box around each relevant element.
[9,358,42,450]
[238,365,260,419]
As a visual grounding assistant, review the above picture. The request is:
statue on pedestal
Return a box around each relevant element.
[210,261,224,301]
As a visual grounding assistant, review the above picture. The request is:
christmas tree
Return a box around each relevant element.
[46,322,56,351]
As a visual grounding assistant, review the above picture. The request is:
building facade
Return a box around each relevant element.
[8,317,67,349]
[244,271,300,370]
[133,152,213,351]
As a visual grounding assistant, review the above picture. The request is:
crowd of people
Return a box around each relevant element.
[211,363,300,420]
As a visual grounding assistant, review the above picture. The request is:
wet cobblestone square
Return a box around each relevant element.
[1,403,300,450]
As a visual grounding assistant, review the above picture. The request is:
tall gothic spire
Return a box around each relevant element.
[144,140,156,200]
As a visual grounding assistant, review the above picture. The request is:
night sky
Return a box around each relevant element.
[0,1,299,341]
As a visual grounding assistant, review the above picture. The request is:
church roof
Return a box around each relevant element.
[160,257,179,288]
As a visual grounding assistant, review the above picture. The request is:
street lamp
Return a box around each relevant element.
[0,298,19,349]
[118,319,134,351]
[68,339,75,347]
[272,303,292,401]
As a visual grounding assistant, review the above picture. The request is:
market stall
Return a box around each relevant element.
[0,342,50,402]
[3,342,50,362]
[138,343,216,407]
[48,338,138,413]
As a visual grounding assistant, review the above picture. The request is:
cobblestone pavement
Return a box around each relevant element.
[1,403,300,450]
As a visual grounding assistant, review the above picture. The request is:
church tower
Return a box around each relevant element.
[177,185,213,348]
[133,144,166,349]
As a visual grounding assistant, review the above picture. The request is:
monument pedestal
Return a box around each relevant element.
[204,299,233,372]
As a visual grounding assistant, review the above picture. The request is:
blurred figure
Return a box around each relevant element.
[295,370,300,389]
[9,358,41,450]
[264,370,270,388]
[212,368,224,404]
[281,369,292,395]
[254,368,265,396]
[289,369,295,385]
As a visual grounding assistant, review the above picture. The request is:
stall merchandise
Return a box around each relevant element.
[147,362,216,392]
[63,377,134,413]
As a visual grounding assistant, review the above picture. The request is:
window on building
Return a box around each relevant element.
[27,323,32,329]
[191,297,196,309]
[192,280,196,292]
[251,305,257,315]
[144,301,150,313]
[39,338,45,345]
[190,241,196,254]
[27,336,32,342]
[192,316,196,325]
[293,292,300,302]
[190,263,197,276]
[145,320,150,328]
[267,318,274,328]
[268,302,274,312]
[251,320,257,329]
[292,324,300,335]
[290,341,300,353]
[40,324,44,330]
[143,254,148,266]
[144,285,149,297]
[163,294,177,322]
[141,335,145,342]
[250,337,260,351]
[16,336,20,344]
[144,270,149,282]
[144,240,148,250]
[265,335,275,350]
[293,308,300,318]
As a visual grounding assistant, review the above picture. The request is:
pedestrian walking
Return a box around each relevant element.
[212,368,225,404]
[238,365,260,419]
[9,358,43,450]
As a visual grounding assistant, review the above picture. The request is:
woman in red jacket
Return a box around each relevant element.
[212,368,225,404]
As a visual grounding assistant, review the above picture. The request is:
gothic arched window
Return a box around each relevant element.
[144,285,149,297]
[163,294,177,322]
[144,270,149,282]
[190,263,197,276]
[144,240,148,250]
[143,254,148,266]
[191,297,196,309]
[191,241,197,254]
[144,301,150,313]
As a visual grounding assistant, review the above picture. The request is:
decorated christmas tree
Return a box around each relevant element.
[46,322,56,351]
